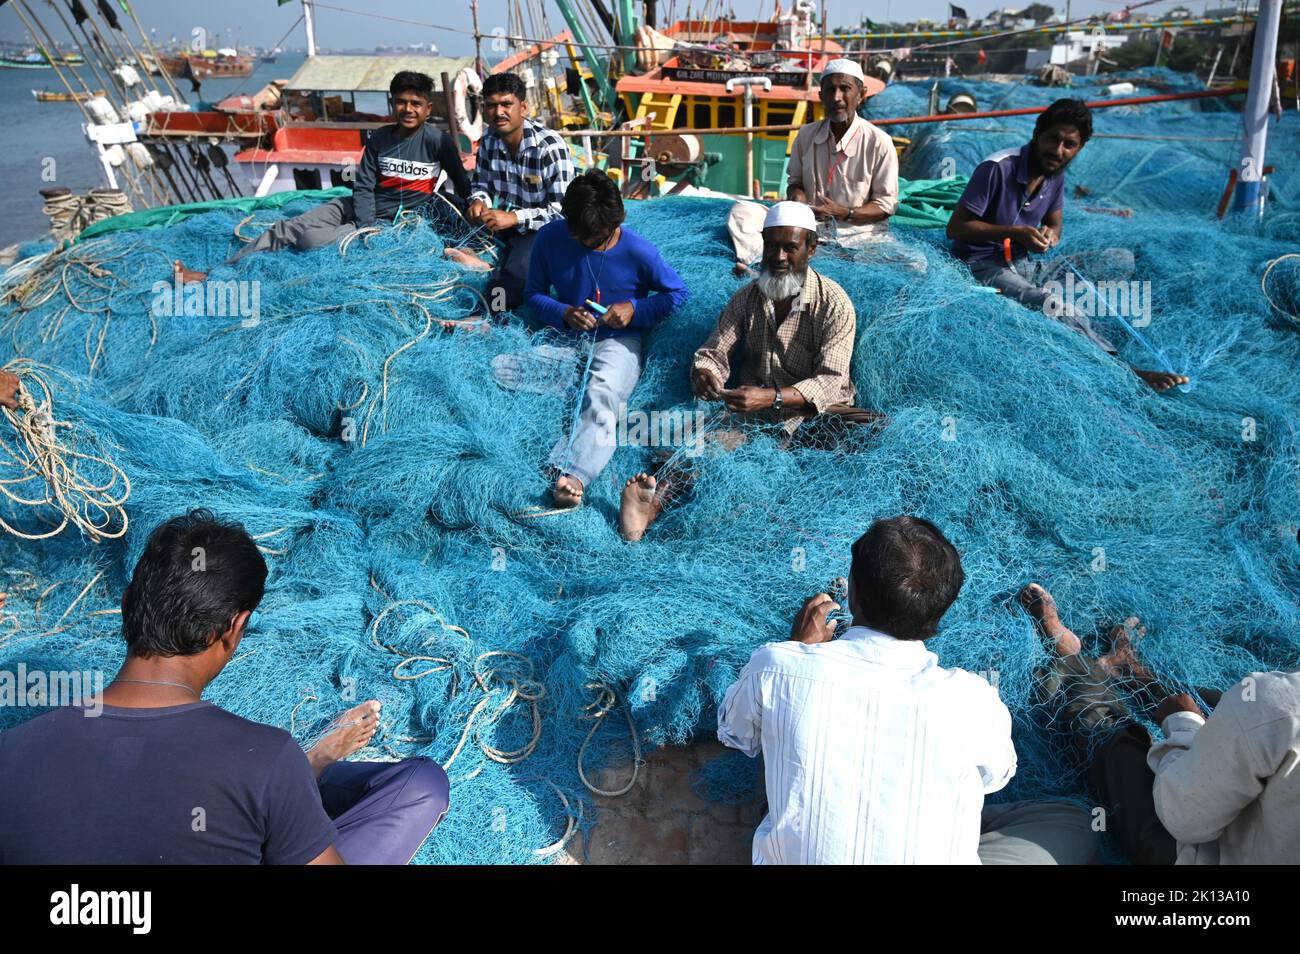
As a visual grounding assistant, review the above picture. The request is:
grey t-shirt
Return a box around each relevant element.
[0,701,335,864]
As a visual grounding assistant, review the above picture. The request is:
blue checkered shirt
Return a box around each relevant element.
[469,119,575,233]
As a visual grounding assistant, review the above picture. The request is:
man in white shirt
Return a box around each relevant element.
[726,59,924,275]
[1022,581,1300,865]
[718,516,1096,864]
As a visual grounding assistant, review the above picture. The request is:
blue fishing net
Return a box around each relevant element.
[2,70,1298,863]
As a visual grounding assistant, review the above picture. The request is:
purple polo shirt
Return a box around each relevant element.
[951,144,1065,265]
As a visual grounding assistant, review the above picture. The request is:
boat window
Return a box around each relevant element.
[718,103,735,127]
[693,102,711,128]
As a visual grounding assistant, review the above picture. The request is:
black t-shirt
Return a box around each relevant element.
[0,702,336,864]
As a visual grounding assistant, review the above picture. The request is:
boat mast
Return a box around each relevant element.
[1233,0,1282,214]
[302,0,318,57]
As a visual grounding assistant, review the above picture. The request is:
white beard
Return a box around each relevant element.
[757,268,805,302]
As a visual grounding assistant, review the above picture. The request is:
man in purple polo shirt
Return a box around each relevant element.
[948,99,1187,393]
[0,510,450,865]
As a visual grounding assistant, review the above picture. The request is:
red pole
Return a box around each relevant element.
[870,87,1245,127]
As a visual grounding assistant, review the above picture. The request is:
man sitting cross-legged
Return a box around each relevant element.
[445,72,576,313]
[619,200,883,542]
[493,170,688,510]
[727,58,924,275]
[1020,582,1300,865]
[173,71,471,284]
[717,516,1098,864]
[946,98,1187,393]
[0,510,450,865]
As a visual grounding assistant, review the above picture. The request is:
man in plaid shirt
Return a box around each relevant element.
[446,72,575,313]
[620,201,884,542]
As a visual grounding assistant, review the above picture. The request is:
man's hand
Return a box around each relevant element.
[563,306,597,332]
[1154,692,1204,725]
[602,301,635,330]
[811,197,852,222]
[720,385,773,412]
[467,199,487,222]
[1012,225,1052,253]
[692,366,723,400]
[479,209,519,233]
[0,371,20,411]
[790,593,839,645]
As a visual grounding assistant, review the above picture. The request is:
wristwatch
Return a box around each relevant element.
[772,387,784,411]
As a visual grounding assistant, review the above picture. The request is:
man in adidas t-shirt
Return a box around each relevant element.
[173,71,470,282]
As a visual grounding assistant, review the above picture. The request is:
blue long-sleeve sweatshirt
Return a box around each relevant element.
[524,219,690,339]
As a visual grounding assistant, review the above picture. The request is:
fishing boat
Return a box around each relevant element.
[0,51,51,69]
[158,49,256,78]
[611,12,883,198]
[32,88,106,103]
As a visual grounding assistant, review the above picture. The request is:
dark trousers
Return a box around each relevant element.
[1043,655,1177,865]
[317,757,450,865]
[486,230,538,314]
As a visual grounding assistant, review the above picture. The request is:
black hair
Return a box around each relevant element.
[121,509,268,658]
[1034,98,1092,145]
[482,72,527,102]
[848,516,964,641]
[562,170,625,242]
[390,71,434,101]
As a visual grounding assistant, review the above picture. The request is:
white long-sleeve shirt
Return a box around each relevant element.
[1147,670,1300,865]
[717,626,1017,864]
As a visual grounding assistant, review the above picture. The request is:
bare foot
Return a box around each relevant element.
[1133,368,1189,392]
[1099,616,1154,681]
[619,472,663,542]
[1018,583,1082,656]
[444,247,491,271]
[173,260,207,284]
[305,699,381,778]
[554,473,584,509]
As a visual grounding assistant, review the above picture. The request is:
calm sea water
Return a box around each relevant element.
[0,53,307,248]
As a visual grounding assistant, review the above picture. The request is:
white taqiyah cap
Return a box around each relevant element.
[763,200,818,233]
[821,58,865,83]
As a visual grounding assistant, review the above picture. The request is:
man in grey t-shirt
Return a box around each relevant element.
[172,70,470,284]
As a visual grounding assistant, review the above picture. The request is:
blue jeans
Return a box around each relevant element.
[968,248,1136,356]
[549,335,643,488]
[492,335,644,490]
[318,757,450,865]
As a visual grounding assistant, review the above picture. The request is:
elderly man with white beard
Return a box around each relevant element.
[619,201,881,542]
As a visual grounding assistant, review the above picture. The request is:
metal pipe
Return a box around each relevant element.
[303,0,318,57]
[726,76,772,198]
[1234,0,1283,213]
[555,86,1249,138]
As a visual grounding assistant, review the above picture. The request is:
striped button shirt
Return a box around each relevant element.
[469,119,575,233]
[693,268,857,431]
[718,626,1017,865]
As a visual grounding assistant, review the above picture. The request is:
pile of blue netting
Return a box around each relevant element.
[1,69,1298,863]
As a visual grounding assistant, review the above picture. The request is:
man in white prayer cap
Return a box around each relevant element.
[728,59,923,272]
[786,58,900,247]
[620,201,883,542]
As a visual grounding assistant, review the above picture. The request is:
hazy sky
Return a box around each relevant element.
[0,0,1226,54]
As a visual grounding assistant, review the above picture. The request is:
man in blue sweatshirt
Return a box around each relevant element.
[493,170,688,510]
[173,71,470,283]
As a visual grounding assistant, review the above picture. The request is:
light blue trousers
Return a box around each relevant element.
[492,335,643,489]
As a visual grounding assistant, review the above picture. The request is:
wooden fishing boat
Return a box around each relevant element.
[32,88,106,103]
